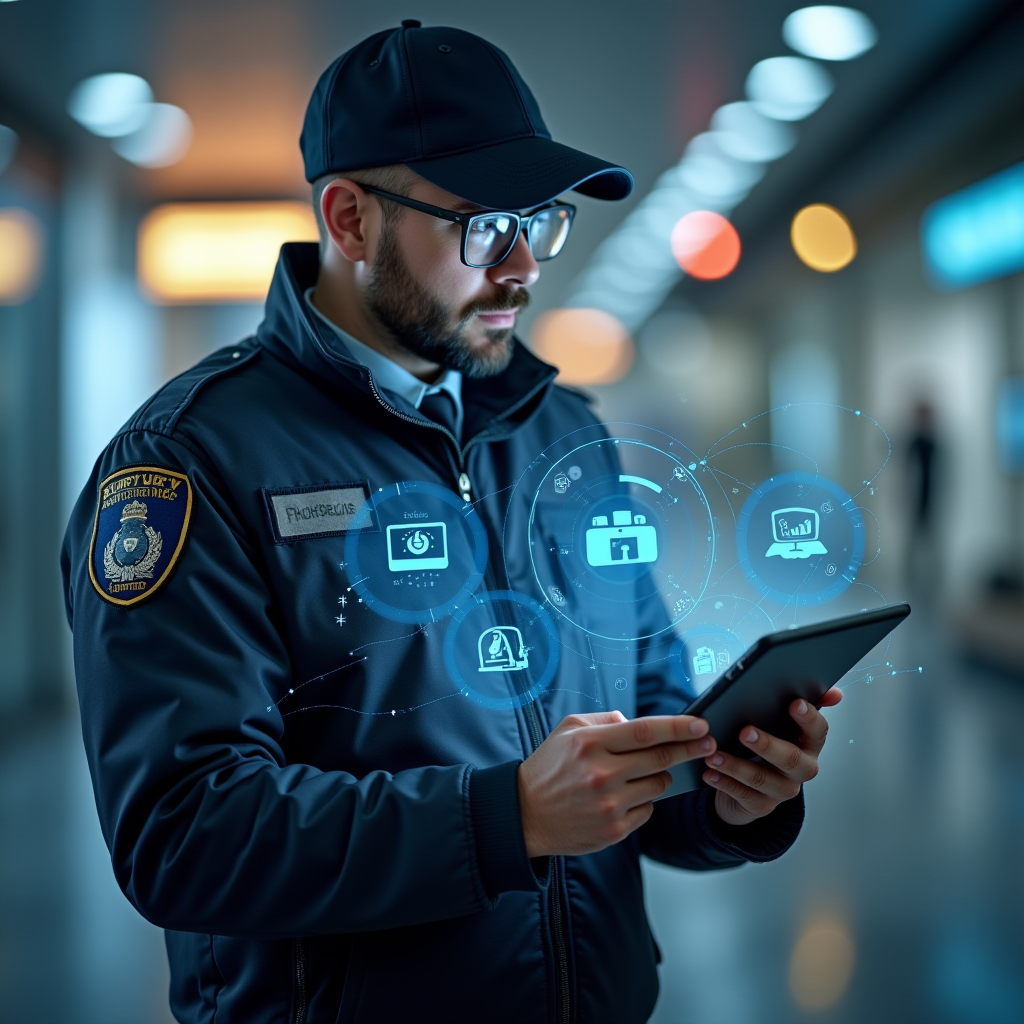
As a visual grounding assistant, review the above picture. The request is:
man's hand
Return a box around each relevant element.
[518,711,715,858]
[703,688,842,827]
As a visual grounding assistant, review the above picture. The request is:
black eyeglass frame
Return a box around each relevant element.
[361,185,576,268]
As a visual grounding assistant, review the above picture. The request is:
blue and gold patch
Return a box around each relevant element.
[89,465,193,607]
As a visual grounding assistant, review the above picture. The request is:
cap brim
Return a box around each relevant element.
[406,135,633,209]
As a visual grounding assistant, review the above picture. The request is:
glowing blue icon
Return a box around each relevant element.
[554,473,570,494]
[477,626,529,673]
[386,522,449,571]
[765,507,828,559]
[585,510,658,566]
[692,646,731,676]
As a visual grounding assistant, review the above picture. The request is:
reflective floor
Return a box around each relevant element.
[1,608,1022,1023]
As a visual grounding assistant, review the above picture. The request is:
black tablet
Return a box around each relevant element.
[661,603,911,799]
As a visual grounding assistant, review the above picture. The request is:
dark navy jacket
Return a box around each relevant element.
[62,243,804,1024]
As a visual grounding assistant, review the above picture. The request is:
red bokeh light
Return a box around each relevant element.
[671,211,741,280]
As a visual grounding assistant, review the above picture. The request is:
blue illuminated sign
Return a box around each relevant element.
[998,378,1024,475]
[921,162,1024,290]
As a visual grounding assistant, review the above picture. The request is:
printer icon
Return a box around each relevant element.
[585,510,658,567]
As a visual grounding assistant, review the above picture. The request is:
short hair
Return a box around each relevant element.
[312,164,417,255]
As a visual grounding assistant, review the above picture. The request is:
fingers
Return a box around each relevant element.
[788,698,830,754]
[818,687,843,708]
[733,725,819,781]
[556,711,628,732]
[702,767,778,819]
[703,750,801,803]
[598,714,709,753]
[615,736,717,781]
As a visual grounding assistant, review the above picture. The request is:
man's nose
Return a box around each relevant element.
[487,230,540,287]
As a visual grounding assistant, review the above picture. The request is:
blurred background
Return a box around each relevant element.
[1,0,1023,1021]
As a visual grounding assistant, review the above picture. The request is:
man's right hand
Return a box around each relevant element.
[518,711,715,858]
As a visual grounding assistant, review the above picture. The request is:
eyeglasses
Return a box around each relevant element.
[361,185,576,269]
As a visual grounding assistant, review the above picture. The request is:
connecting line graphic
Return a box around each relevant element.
[282,692,463,719]
[347,625,428,657]
[274,658,366,707]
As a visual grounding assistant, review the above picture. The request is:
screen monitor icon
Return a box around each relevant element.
[585,510,658,567]
[386,522,449,571]
[765,507,828,560]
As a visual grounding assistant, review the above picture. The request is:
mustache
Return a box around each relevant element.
[461,289,531,320]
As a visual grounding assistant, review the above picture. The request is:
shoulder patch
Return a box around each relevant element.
[89,466,193,607]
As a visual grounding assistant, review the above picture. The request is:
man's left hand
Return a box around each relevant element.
[703,688,842,827]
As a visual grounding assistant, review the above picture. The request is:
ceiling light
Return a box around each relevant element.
[711,102,797,162]
[137,202,318,303]
[0,207,45,304]
[67,73,153,137]
[671,211,741,280]
[531,309,634,385]
[0,125,17,176]
[112,104,192,168]
[679,140,765,198]
[791,203,857,271]
[783,6,878,61]
[746,57,833,121]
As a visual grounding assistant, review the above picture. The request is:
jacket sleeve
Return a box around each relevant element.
[631,583,804,868]
[62,429,540,940]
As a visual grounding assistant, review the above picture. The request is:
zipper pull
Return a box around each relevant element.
[458,472,472,504]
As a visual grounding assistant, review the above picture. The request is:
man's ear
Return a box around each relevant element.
[321,179,380,263]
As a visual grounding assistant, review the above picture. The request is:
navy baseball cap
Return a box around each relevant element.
[300,20,633,210]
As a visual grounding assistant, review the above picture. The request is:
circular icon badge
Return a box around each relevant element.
[443,591,561,709]
[736,472,864,606]
[670,595,775,698]
[344,481,488,624]
[522,434,715,642]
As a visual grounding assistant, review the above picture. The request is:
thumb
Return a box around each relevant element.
[557,710,628,731]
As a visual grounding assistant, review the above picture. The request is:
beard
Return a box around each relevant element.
[365,224,529,379]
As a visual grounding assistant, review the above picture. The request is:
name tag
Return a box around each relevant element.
[263,482,375,542]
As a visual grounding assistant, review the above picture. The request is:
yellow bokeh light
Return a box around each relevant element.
[791,203,857,272]
[0,208,45,305]
[138,201,318,303]
[788,917,856,1010]
[531,308,634,386]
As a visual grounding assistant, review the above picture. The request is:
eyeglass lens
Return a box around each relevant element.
[465,207,573,267]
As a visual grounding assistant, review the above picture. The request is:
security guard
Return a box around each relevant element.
[62,22,838,1024]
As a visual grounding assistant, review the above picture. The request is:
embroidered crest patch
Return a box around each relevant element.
[89,465,193,607]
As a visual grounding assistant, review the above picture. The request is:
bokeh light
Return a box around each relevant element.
[112,103,192,168]
[531,308,634,386]
[747,56,834,121]
[137,201,317,303]
[791,203,857,271]
[0,207,44,304]
[789,917,856,1010]
[783,6,878,61]
[671,211,741,280]
[711,102,797,162]
[67,73,154,137]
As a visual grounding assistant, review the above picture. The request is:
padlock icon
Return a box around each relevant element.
[585,509,658,567]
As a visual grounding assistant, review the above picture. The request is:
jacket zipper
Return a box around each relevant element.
[293,938,308,1024]
[366,370,572,1024]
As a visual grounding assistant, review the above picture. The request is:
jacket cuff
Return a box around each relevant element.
[698,787,805,863]
[469,761,548,899]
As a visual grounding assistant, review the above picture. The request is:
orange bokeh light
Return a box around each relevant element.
[671,211,741,280]
[531,308,634,386]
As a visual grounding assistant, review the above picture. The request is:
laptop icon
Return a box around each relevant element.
[765,507,828,560]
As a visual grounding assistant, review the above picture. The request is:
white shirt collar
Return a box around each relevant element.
[304,287,463,437]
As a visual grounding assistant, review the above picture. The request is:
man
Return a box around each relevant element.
[62,21,839,1024]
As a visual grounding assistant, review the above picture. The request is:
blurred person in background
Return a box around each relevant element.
[60,21,838,1024]
[905,397,941,594]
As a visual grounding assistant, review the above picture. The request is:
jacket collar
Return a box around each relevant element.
[256,243,559,444]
